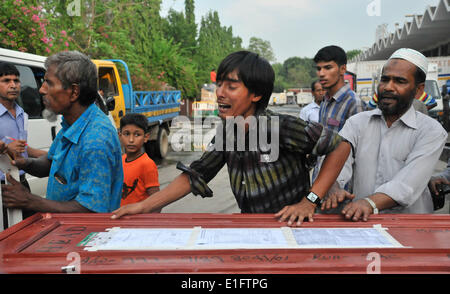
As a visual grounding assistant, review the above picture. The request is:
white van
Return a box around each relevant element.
[0,47,60,197]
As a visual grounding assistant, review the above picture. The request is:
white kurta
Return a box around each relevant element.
[337,105,447,213]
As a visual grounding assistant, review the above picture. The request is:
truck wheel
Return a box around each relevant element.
[144,126,170,159]
[157,127,169,158]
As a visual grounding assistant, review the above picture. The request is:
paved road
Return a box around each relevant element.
[159,104,449,214]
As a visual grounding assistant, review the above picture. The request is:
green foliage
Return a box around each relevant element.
[346,49,362,61]
[273,49,362,91]
[274,57,316,90]
[148,36,198,97]
[2,0,362,98]
[272,63,288,92]
[247,37,276,63]
[0,0,70,54]
[194,10,243,84]
[161,9,197,56]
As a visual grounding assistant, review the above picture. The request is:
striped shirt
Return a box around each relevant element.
[176,108,343,213]
[318,84,365,132]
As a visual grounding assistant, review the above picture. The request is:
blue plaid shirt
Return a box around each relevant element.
[318,84,365,132]
[46,104,123,212]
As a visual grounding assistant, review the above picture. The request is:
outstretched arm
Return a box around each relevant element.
[111,173,192,219]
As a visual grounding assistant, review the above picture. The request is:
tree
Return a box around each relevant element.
[346,49,362,61]
[161,5,197,56]
[0,0,247,99]
[0,0,70,54]
[247,37,276,63]
[272,63,288,92]
[277,56,315,88]
[183,0,197,54]
[195,10,243,84]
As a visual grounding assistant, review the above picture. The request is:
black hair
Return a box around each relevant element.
[310,80,319,91]
[0,62,20,77]
[217,50,275,112]
[120,113,149,133]
[313,45,347,66]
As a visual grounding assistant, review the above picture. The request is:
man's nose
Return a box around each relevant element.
[9,80,19,88]
[216,84,224,98]
[382,79,395,92]
[317,68,325,77]
[39,83,47,95]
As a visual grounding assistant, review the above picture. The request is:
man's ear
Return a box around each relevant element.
[251,94,262,103]
[339,64,347,76]
[414,83,425,99]
[69,83,80,102]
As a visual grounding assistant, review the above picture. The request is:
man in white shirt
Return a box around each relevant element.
[321,48,447,221]
[299,81,324,123]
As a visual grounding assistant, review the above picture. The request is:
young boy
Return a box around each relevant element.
[119,113,160,209]
[112,51,351,226]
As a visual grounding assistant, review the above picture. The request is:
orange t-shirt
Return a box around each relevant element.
[121,153,159,206]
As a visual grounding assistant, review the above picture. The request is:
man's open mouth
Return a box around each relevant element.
[218,103,231,110]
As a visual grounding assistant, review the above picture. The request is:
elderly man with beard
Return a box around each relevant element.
[321,48,447,221]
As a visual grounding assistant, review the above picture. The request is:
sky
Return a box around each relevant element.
[160,0,440,63]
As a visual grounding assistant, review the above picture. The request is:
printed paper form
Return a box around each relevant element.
[82,226,404,251]
[195,228,290,249]
[83,228,196,251]
[290,227,403,248]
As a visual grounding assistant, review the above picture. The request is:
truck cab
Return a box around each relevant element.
[91,59,126,127]
[92,59,181,159]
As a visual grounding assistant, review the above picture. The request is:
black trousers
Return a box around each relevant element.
[2,174,35,229]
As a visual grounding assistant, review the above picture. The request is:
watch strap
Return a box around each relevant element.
[364,198,379,214]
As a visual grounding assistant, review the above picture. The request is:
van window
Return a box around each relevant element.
[425,80,441,100]
[14,65,46,119]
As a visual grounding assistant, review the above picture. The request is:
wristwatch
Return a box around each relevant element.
[306,191,322,206]
[364,198,379,214]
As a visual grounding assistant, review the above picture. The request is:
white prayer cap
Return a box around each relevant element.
[388,48,428,76]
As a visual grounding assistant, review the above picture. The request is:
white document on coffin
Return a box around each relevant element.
[290,226,404,248]
[0,154,23,229]
[195,228,292,249]
[83,227,199,251]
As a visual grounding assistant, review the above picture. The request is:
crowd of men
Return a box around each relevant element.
[1,46,449,229]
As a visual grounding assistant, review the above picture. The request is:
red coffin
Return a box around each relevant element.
[0,213,449,274]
